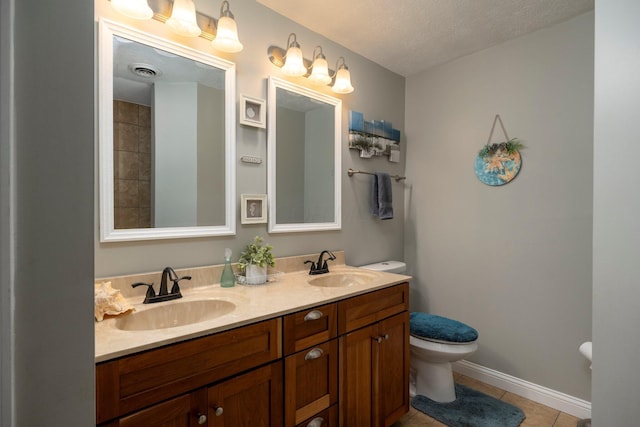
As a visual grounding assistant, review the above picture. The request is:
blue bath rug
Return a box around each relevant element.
[411,384,525,427]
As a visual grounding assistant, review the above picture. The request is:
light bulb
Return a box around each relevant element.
[308,55,331,85]
[166,0,201,37]
[282,45,306,76]
[212,15,243,52]
[332,66,354,94]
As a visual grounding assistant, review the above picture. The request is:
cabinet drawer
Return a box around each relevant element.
[285,339,338,426]
[337,283,409,334]
[296,404,338,427]
[283,303,337,355]
[96,318,281,424]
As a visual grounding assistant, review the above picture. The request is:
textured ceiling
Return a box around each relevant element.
[256,0,594,77]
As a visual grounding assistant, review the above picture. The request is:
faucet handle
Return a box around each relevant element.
[131,282,156,303]
[170,275,191,294]
[304,260,317,273]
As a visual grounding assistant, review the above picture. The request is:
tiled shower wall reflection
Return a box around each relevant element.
[113,100,151,229]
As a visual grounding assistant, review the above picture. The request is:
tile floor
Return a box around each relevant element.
[393,373,584,427]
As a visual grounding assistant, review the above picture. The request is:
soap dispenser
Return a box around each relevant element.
[220,248,235,288]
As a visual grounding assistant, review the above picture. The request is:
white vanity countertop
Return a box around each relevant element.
[95,266,411,363]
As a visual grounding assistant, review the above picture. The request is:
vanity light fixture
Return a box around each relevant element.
[267,36,355,93]
[211,1,243,53]
[111,0,153,20]
[109,0,243,53]
[166,0,202,37]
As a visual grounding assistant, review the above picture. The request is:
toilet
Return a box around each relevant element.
[360,261,479,404]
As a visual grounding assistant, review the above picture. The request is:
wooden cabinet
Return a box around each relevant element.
[283,303,338,427]
[96,282,409,427]
[338,284,410,427]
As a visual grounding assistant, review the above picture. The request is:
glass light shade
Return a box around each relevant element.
[212,16,243,53]
[332,67,354,93]
[111,0,153,20]
[281,46,306,77]
[166,0,201,37]
[308,56,332,85]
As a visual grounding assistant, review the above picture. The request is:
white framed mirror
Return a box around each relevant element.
[99,19,236,242]
[267,76,342,233]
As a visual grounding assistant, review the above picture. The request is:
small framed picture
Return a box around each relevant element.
[241,194,267,224]
[239,94,266,128]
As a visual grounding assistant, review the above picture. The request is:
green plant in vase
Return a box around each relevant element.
[238,236,275,285]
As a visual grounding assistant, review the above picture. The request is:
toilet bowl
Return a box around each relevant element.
[410,312,478,403]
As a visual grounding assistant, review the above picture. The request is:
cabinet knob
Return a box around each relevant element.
[304,310,323,321]
[305,347,324,360]
[213,406,224,416]
[306,416,325,427]
[197,413,207,424]
[373,334,389,343]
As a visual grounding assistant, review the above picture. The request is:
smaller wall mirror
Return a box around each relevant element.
[99,19,236,241]
[267,76,342,233]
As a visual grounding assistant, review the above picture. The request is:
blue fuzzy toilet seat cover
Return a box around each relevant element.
[410,312,478,343]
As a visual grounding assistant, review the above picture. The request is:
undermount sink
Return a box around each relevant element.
[307,271,378,288]
[115,299,236,331]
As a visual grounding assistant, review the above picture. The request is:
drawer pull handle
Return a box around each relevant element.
[307,417,325,427]
[305,347,324,360]
[304,310,323,321]
[213,406,224,416]
[383,333,390,340]
[197,414,207,424]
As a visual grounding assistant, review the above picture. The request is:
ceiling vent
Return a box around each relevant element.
[129,63,161,78]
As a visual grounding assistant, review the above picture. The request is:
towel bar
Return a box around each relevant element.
[347,168,406,182]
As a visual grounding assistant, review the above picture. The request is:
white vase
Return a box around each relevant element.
[245,264,267,285]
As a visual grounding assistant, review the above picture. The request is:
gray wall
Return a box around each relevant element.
[593,1,640,424]
[404,13,594,400]
[95,0,406,277]
[0,0,12,423]
[6,0,95,425]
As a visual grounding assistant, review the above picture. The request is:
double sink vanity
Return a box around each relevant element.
[95,253,411,427]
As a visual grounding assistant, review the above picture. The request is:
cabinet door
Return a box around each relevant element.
[116,389,207,427]
[338,324,376,427]
[285,339,338,426]
[208,361,283,427]
[375,312,410,427]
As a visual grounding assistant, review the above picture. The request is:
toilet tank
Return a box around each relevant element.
[359,260,406,274]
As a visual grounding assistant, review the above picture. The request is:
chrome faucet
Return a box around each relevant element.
[131,266,191,304]
[305,250,336,275]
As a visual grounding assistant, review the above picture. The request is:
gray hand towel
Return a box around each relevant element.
[370,172,393,220]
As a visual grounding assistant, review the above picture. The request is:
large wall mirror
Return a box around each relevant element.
[267,76,341,233]
[99,19,236,241]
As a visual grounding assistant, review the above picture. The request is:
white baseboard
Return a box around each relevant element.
[453,360,592,420]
